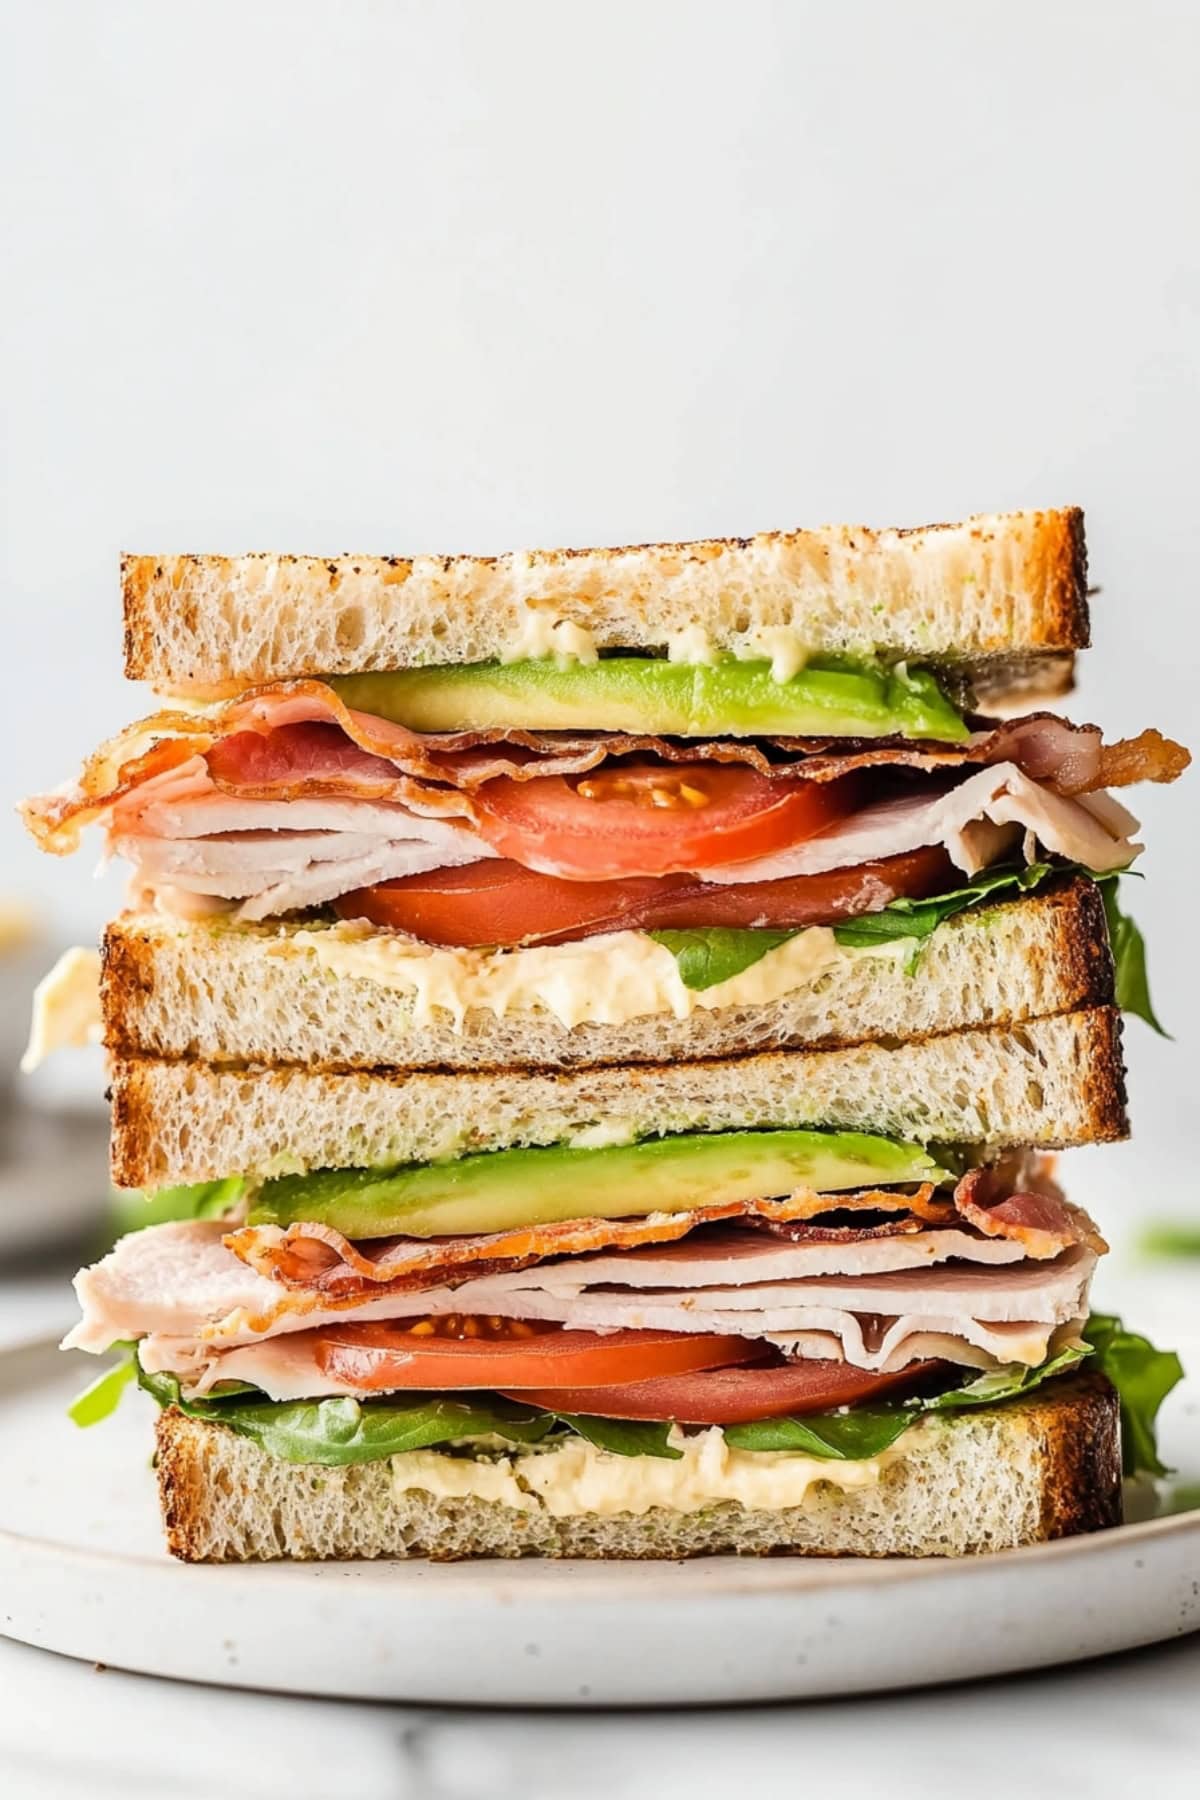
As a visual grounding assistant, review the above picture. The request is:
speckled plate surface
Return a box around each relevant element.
[2,1336,1198,1706]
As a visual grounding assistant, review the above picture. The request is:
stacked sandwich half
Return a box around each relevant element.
[25,508,1188,1561]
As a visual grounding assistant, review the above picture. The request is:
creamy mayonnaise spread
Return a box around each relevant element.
[387,1423,927,1517]
[283,922,903,1032]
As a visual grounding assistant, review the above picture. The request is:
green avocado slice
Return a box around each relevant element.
[325,655,968,742]
[248,1129,952,1241]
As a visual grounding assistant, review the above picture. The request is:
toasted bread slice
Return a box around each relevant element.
[102,877,1115,1074]
[122,508,1088,698]
[108,1006,1127,1188]
[154,1373,1120,1562]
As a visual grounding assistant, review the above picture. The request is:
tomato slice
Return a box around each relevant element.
[506,1359,943,1425]
[313,1318,760,1392]
[468,764,859,879]
[333,846,956,948]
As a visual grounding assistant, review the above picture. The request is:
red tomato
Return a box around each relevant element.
[312,1318,759,1392]
[505,1359,942,1425]
[333,847,956,948]
[467,764,859,879]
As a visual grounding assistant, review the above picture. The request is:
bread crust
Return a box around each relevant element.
[122,508,1089,692]
[153,1373,1121,1562]
[1033,1372,1123,1539]
[100,876,1115,1074]
[107,1006,1129,1189]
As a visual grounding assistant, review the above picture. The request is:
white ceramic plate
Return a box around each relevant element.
[2,1336,1198,1706]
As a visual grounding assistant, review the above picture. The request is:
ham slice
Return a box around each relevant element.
[22,677,1187,855]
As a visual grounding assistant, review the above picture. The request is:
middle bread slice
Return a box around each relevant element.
[102,875,1113,1074]
[110,1005,1127,1188]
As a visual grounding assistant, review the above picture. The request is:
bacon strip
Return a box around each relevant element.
[223,1162,1102,1302]
[222,1187,947,1300]
[954,1163,1107,1257]
[21,677,1188,855]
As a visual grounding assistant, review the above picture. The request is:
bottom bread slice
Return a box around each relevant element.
[156,1374,1120,1562]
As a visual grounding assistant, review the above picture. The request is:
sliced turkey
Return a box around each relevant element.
[65,1217,1096,1385]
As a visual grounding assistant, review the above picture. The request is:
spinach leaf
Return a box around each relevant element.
[1083,1313,1183,1477]
[139,1364,557,1465]
[554,1414,682,1459]
[724,1346,1088,1457]
[651,863,1066,990]
[646,927,796,991]
[832,861,1057,966]
[67,1347,137,1426]
[923,1341,1088,1411]
[1099,878,1167,1036]
[724,1409,918,1457]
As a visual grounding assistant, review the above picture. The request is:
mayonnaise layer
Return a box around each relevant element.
[283,921,904,1032]
[387,1423,926,1517]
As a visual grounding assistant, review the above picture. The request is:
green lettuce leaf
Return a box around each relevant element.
[649,867,1167,1031]
[724,1345,1088,1456]
[1083,1313,1183,1477]
[646,928,796,991]
[208,1396,558,1466]
[133,1364,686,1463]
[923,1341,1088,1411]
[651,862,1064,991]
[723,1408,918,1457]
[832,861,1058,967]
[67,1346,137,1426]
[137,1365,557,1465]
[556,1415,682,1459]
[1099,878,1167,1036]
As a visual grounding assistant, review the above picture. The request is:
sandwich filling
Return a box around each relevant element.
[68,1133,1131,1474]
[22,676,1185,942]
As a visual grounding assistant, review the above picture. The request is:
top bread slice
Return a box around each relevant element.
[122,508,1088,697]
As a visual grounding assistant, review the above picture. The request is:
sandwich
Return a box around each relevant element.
[25,506,1186,1562]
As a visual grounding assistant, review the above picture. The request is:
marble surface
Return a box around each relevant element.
[2,1264,1200,1797]
[1,1629,1200,1800]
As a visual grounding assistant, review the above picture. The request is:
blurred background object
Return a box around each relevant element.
[0,0,1196,1274]
[0,911,108,1265]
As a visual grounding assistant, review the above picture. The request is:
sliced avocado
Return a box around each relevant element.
[325,656,968,742]
[248,1129,952,1241]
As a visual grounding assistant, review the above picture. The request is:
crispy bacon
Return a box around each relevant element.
[954,1162,1108,1257]
[1093,729,1191,793]
[21,678,1189,855]
[223,1185,948,1300]
[222,1163,1102,1303]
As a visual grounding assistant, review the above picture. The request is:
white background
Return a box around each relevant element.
[1,0,1197,1209]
